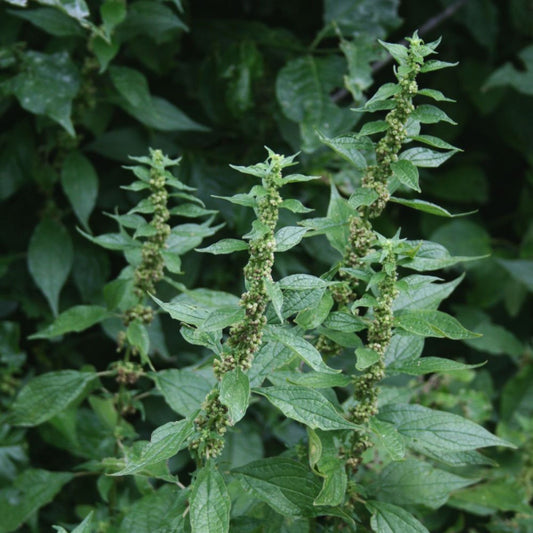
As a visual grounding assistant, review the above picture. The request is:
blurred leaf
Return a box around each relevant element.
[61,151,98,231]
[0,469,73,533]
[8,7,85,36]
[373,458,476,509]
[5,51,80,135]
[367,500,429,533]
[28,218,73,316]
[10,370,98,426]
[30,305,113,339]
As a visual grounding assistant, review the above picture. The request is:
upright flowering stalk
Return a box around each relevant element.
[316,33,458,473]
[191,150,301,460]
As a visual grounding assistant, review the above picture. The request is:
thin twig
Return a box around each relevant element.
[331,0,468,103]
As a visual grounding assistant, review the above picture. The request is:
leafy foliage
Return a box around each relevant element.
[0,1,532,532]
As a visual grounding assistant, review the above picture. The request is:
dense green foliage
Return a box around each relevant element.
[0,0,532,532]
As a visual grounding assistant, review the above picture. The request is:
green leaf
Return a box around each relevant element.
[358,120,389,136]
[366,500,429,533]
[317,131,366,169]
[280,198,313,213]
[395,310,481,339]
[196,239,248,255]
[378,40,408,64]
[28,218,73,316]
[448,479,532,516]
[313,455,346,507]
[390,160,420,192]
[278,274,329,291]
[220,368,250,425]
[401,241,485,271]
[378,404,514,453]
[152,295,210,326]
[348,188,379,209]
[483,44,533,96]
[29,305,113,339]
[190,462,230,533]
[400,147,457,168]
[276,55,355,151]
[324,0,400,37]
[126,321,150,362]
[78,229,138,252]
[121,95,209,132]
[153,369,213,417]
[233,458,321,517]
[390,197,474,217]
[355,347,380,370]
[118,484,188,533]
[0,469,73,533]
[368,419,406,461]
[373,458,476,509]
[274,226,308,252]
[417,88,454,102]
[8,7,85,37]
[120,1,188,38]
[7,51,80,135]
[200,307,245,332]
[410,134,461,151]
[69,510,94,532]
[420,60,459,73]
[411,104,457,125]
[497,258,533,291]
[393,274,464,311]
[110,66,152,109]
[255,386,358,430]
[264,326,339,374]
[100,0,127,35]
[278,370,351,389]
[389,357,485,376]
[10,370,98,426]
[113,419,193,475]
[61,151,98,231]
[363,82,400,107]
[323,311,366,333]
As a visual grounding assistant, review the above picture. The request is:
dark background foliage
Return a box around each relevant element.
[0,0,532,531]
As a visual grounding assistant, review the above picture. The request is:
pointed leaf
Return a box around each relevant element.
[220,368,250,425]
[378,404,514,453]
[28,218,73,316]
[400,147,457,168]
[113,419,193,475]
[411,104,457,125]
[190,462,230,533]
[389,357,485,376]
[374,458,476,509]
[10,370,98,426]
[153,369,213,417]
[390,197,474,217]
[196,239,248,255]
[0,469,73,533]
[29,305,113,339]
[264,325,339,374]
[390,160,420,192]
[395,310,481,339]
[255,386,358,430]
[367,500,429,533]
[233,458,321,517]
[274,226,308,252]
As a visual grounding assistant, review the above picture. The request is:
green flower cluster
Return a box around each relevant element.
[362,35,425,219]
[214,154,283,377]
[194,152,289,460]
[348,245,398,469]
[133,149,172,299]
